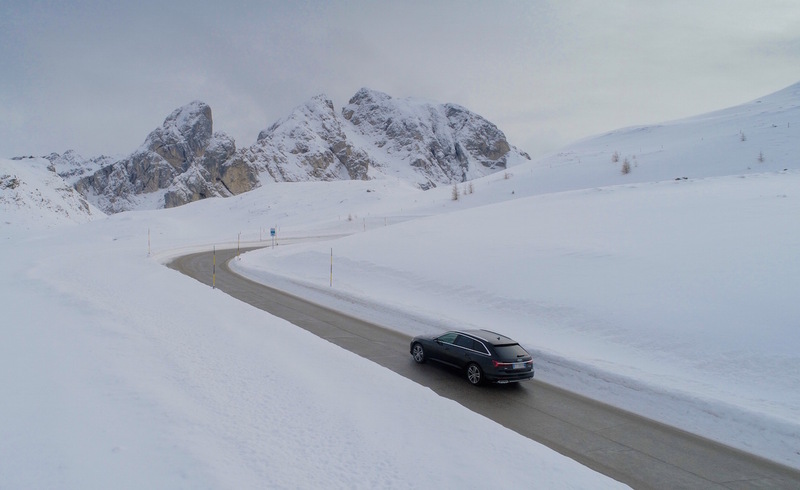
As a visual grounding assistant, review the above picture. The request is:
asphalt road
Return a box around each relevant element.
[168,247,800,489]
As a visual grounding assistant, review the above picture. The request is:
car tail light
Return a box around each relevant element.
[493,359,532,369]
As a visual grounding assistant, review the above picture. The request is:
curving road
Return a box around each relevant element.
[168,247,800,490]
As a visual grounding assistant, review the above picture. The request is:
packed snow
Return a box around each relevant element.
[2,82,799,488]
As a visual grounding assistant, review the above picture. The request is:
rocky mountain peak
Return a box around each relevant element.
[58,90,529,213]
[257,94,336,142]
[341,88,392,123]
[144,100,213,169]
[248,93,370,182]
[340,88,526,188]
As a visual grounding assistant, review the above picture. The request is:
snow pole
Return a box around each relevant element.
[213,246,216,289]
[148,228,151,257]
[330,248,333,287]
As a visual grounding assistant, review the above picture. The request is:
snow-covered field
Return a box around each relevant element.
[2,82,799,487]
[1,179,624,485]
[235,170,800,471]
[230,83,800,470]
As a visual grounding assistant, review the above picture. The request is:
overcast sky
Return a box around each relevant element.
[2,0,799,159]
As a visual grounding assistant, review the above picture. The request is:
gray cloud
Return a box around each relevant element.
[1,0,799,159]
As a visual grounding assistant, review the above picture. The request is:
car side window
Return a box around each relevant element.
[473,340,490,355]
[454,335,473,349]
[437,332,458,344]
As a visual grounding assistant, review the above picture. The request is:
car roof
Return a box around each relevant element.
[454,329,517,346]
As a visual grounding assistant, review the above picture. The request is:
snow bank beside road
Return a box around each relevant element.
[236,171,800,469]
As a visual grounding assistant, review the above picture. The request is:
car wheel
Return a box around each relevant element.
[466,363,483,386]
[411,343,426,363]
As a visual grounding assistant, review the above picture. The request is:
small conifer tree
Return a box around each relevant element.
[621,158,631,175]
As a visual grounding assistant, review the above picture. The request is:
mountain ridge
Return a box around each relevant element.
[45,88,530,214]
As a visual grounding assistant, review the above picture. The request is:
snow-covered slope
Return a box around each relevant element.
[4,81,799,487]
[511,80,800,197]
[230,82,800,469]
[47,150,117,187]
[0,177,625,489]
[1,157,101,231]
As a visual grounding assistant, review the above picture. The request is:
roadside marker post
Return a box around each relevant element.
[213,246,216,289]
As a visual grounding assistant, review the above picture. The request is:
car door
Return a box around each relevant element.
[432,332,459,366]
[452,334,478,369]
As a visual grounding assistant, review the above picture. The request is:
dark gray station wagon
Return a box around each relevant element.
[410,329,534,385]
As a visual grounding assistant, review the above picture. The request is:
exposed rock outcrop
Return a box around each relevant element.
[243,94,373,183]
[70,101,247,212]
[342,88,523,189]
[50,90,529,213]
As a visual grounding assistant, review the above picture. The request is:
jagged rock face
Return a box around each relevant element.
[146,101,213,170]
[163,132,257,207]
[62,89,527,213]
[47,150,117,189]
[163,166,216,208]
[444,104,510,163]
[247,95,372,182]
[342,88,518,189]
[71,102,251,212]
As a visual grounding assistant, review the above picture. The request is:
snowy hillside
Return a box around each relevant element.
[1,157,101,231]
[46,150,117,187]
[514,81,800,197]
[231,82,800,469]
[3,81,799,487]
[0,176,624,489]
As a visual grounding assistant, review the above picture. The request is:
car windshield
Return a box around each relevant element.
[494,344,529,359]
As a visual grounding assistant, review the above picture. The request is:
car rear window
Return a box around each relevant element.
[494,344,529,359]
